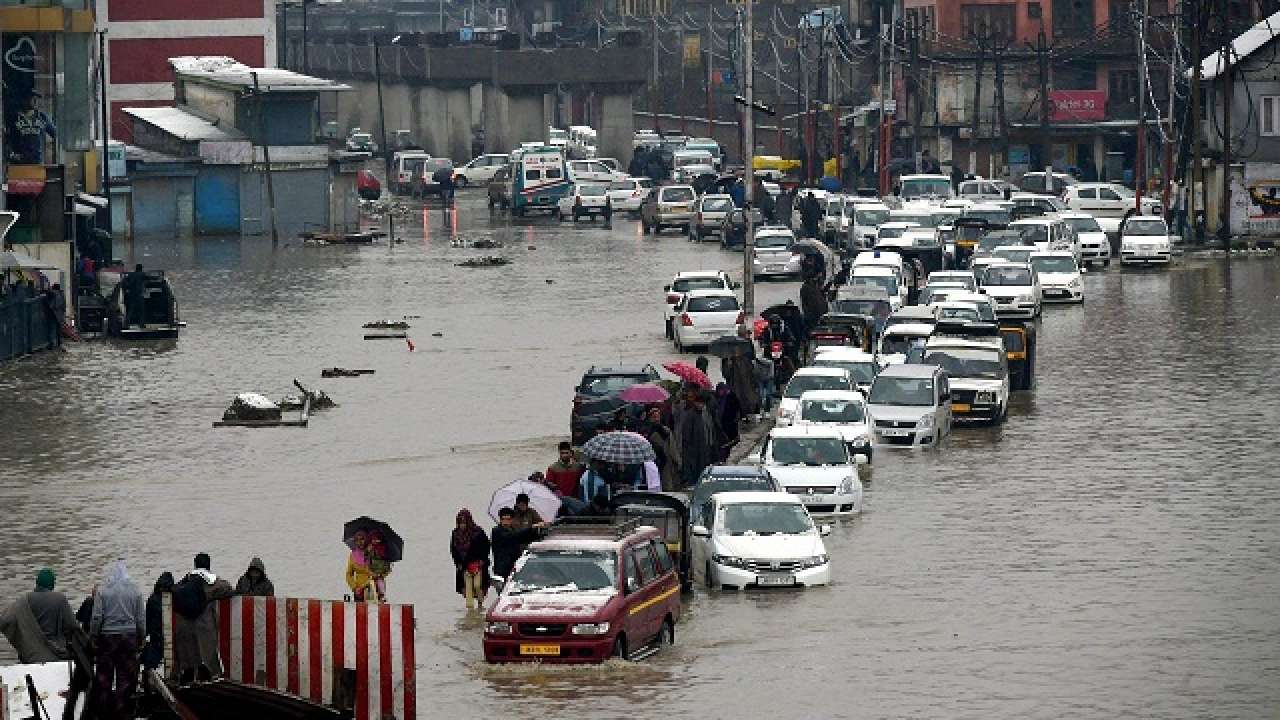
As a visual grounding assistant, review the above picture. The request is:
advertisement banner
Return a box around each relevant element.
[3,34,54,165]
[1244,162,1280,234]
[1049,90,1106,123]
[683,34,701,67]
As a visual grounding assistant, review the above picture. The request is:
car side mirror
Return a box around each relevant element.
[691,525,710,538]
[819,525,832,537]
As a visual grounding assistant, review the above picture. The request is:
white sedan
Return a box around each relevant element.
[1030,251,1084,303]
[691,491,832,590]
[791,390,874,463]
[672,289,745,352]
[663,271,735,339]
[555,184,610,221]
[606,177,654,212]
[1119,215,1174,266]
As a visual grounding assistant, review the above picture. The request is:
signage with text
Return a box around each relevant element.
[1049,90,1106,123]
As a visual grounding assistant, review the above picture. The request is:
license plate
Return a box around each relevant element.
[757,574,795,586]
[801,494,823,504]
[952,403,971,413]
[880,428,910,437]
[670,205,689,212]
[767,265,784,272]
[519,644,561,656]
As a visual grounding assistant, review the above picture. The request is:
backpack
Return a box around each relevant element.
[172,574,209,620]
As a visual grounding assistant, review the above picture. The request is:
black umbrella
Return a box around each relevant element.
[343,516,404,563]
[708,334,754,359]
[692,173,719,195]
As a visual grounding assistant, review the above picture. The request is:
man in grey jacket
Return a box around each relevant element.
[90,560,146,720]
[0,567,83,663]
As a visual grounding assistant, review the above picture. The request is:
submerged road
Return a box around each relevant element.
[1,192,1278,718]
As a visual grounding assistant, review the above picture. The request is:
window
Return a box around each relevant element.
[1098,188,1121,200]
[630,546,656,585]
[1027,1,1042,18]
[546,167,563,179]
[960,3,1016,42]
[1262,96,1280,136]
[652,540,674,574]
[623,550,641,592]
[525,169,541,181]
[1077,187,1096,199]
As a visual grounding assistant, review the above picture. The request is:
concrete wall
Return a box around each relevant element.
[336,80,477,161]
[599,94,634,169]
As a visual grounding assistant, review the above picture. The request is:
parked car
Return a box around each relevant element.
[555,183,610,221]
[392,151,431,194]
[850,266,905,310]
[483,520,680,662]
[606,177,654,212]
[776,367,856,426]
[877,322,935,365]
[571,365,661,444]
[345,130,377,155]
[981,263,1042,319]
[1010,192,1068,217]
[640,185,697,234]
[957,179,1009,203]
[663,271,735,339]
[921,337,1009,422]
[670,149,716,183]
[672,290,745,352]
[690,491,832,590]
[758,426,863,515]
[1063,182,1161,219]
[791,389,874,462]
[454,154,509,186]
[569,159,625,185]
[1060,212,1112,267]
[487,165,512,210]
[751,227,801,279]
[1029,251,1084,302]
[866,363,953,448]
[1119,215,1173,266]
[1018,171,1076,195]
[927,270,977,291]
[689,194,735,241]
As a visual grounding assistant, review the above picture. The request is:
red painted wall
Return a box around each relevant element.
[108,0,264,22]
[110,37,265,84]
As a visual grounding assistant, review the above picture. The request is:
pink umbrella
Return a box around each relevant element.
[619,383,670,404]
[663,361,712,389]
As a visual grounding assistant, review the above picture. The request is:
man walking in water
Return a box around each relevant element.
[122,263,147,329]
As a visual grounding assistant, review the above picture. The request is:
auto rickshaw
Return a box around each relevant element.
[807,312,874,356]
[952,218,989,267]
[999,321,1038,391]
[612,491,693,591]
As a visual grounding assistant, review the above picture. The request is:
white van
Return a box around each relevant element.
[391,151,431,195]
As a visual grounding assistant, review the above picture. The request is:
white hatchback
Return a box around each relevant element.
[981,263,1042,319]
[606,177,654,212]
[691,491,832,590]
[555,184,610,221]
[672,289,745,352]
[760,426,863,516]
[792,390,874,463]
[776,367,855,426]
[1029,251,1084,302]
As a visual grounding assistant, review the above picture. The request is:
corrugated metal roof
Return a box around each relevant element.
[123,143,198,164]
[1198,10,1280,80]
[169,56,351,92]
[122,107,245,142]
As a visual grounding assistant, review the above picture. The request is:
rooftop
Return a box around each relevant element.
[123,107,245,142]
[169,56,351,93]
[123,143,198,164]
[1198,10,1280,80]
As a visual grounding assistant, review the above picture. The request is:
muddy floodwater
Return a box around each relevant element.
[2,194,1279,718]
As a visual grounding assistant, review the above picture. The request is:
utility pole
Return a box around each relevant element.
[1219,0,1232,245]
[1163,0,1178,215]
[705,48,714,136]
[887,0,897,184]
[679,27,688,137]
[98,30,111,234]
[971,25,986,178]
[736,7,745,166]
[829,16,840,182]
[1027,29,1052,175]
[302,0,311,75]
[652,17,660,131]
[993,37,1009,177]
[743,0,755,316]
[908,14,920,165]
[373,42,396,245]
[876,4,887,194]
[1136,0,1147,212]
[1191,0,1204,242]
[251,72,280,248]
[776,59,783,154]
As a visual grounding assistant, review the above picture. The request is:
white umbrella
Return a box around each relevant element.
[487,479,561,523]
[0,249,56,270]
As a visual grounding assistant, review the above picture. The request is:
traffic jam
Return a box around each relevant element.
[462,130,1173,664]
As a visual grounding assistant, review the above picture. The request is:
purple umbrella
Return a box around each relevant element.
[619,383,670,404]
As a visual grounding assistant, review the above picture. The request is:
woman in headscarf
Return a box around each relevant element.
[89,560,146,720]
[345,531,375,602]
[715,382,742,462]
[367,531,392,603]
[449,510,491,610]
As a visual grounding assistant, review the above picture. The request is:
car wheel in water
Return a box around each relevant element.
[613,634,629,660]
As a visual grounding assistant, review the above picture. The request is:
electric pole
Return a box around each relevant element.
[1191,0,1204,242]
[908,14,920,166]
[877,4,888,195]
[1163,0,1178,215]
[1136,0,1147,212]
[1028,29,1052,175]
[1219,0,1232,245]
[971,25,986,178]
[252,72,280,248]
[743,0,755,316]
[993,35,1009,179]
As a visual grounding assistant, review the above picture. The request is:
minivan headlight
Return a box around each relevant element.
[570,622,611,635]
[486,622,513,635]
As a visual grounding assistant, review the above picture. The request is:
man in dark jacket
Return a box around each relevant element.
[490,508,544,580]
[123,263,147,328]
[0,568,84,663]
[801,192,821,238]
[234,557,274,596]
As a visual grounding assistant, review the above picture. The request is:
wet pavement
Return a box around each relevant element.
[2,193,1279,718]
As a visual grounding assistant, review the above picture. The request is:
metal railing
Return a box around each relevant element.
[0,295,55,363]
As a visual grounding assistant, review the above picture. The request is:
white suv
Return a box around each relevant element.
[691,491,832,590]
[1064,182,1161,220]
[759,426,863,515]
[1060,212,1112,267]
[921,337,1009,423]
[981,262,1042,319]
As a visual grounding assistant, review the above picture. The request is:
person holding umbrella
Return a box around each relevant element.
[491,508,546,586]
[344,517,405,603]
[449,510,491,610]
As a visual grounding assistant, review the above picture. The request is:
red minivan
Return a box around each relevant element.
[483,521,682,663]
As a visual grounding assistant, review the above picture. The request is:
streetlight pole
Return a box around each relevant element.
[742,0,755,316]
[375,39,398,244]
[98,30,111,234]
[251,72,280,247]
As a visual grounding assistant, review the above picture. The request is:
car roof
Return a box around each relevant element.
[659,184,695,192]
[892,305,940,317]
[814,347,878,361]
[931,270,974,278]
[1073,181,1124,188]
[1009,217,1055,226]
[713,491,802,506]
[768,424,846,439]
[704,465,770,479]
[946,292,995,304]
[683,288,738,298]
[852,265,897,276]
[1126,215,1165,222]
[529,527,661,553]
[1029,250,1076,259]
[674,270,726,279]
[798,389,865,403]
[883,322,935,335]
[701,193,732,200]
[791,366,849,377]
[901,174,950,180]
[925,337,1000,352]
[876,363,939,379]
[879,222,920,229]
[755,227,795,236]
[585,364,656,376]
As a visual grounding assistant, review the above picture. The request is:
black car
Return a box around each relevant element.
[570,364,661,445]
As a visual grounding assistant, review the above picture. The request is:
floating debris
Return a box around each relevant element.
[279,381,336,411]
[450,237,505,249]
[364,333,407,339]
[299,231,380,245]
[362,320,410,330]
[221,393,281,423]
[431,331,443,337]
[321,368,375,378]
[456,256,510,268]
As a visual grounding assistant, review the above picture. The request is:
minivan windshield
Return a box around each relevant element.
[900,178,954,199]
[768,436,849,466]
[854,208,890,225]
[662,187,695,202]
[851,274,898,297]
[783,374,851,398]
[507,550,618,593]
[1031,256,1077,273]
[984,266,1034,286]
[868,376,935,406]
[721,502,814,535]
[923,348,1004,380]
[1125,219,1168,236]
[1064,216,1102,233]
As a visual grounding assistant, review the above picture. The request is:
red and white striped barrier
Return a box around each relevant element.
[164,595,416,720]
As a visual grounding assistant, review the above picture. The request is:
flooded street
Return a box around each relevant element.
[2,194,1279,718]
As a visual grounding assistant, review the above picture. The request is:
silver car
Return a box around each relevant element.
[751,228,801,279]
[866,364,953,448]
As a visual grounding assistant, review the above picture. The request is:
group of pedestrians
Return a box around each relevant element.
[0,555,274,718]
[450,499,549,611]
